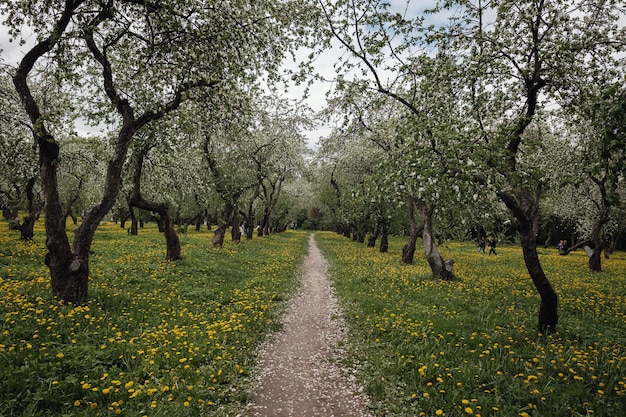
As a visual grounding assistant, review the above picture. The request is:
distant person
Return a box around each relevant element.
[478,236,486,254]
[487,238,496,255]
[558,239,568,255]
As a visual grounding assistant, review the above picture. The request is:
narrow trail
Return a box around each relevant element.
[246,234,370,417]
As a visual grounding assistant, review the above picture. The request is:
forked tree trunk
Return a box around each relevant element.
[420,204,454,281]
[13,3,200,303]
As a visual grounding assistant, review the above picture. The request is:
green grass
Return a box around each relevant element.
[315,232,626,417]
[2,220,625,417]
[0,219,309,416]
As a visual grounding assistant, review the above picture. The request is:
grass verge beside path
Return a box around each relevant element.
[0,220,309,416]
[315,231,626,417]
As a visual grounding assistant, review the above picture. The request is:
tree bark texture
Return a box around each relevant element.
[420,204,454,281]
[500,189,558,332]
[520,230,558,332]
[12,0,205,302]
[402,195,423,264]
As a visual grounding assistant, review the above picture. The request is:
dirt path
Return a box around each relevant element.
[246,234,370,417]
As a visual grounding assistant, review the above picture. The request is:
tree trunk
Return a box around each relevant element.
[367,227,379,248]
[420,204,454,281]
[161,210,181,261]
[231,216,242,242]
[379,223,389,253]
[212,224,227,248]
[129,205,138,236]
[12,7,196,303]
[500,189,558,332]
[520,229,558,332]
[357,229,366,244]
[589,244,603,272]
[130,209,139,236]
[20,216,37,240]
[402,195,423,264]
[38,135,89,303]
[131,197,181,260]
[19,177,39,240]
[588,212,608,272]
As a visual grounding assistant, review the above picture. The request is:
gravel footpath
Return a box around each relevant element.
[246,234,370,417]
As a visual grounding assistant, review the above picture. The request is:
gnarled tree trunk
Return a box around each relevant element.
[500,189,558,332]
[128,150,181,260]
[420,203,454,281]
[12,0,207,303]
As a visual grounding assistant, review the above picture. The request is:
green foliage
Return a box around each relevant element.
[316,232,626,417]
[0,219,309,416]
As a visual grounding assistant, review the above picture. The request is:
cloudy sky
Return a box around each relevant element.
[0,1,441,150]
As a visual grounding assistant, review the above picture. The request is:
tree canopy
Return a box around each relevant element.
[1,0,625,329]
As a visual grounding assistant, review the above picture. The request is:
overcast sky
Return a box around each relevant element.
[0,1,442,150]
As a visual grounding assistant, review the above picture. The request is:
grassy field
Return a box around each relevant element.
[1,221,625,417]
[315,232,626,417]
[0,219,309,416]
